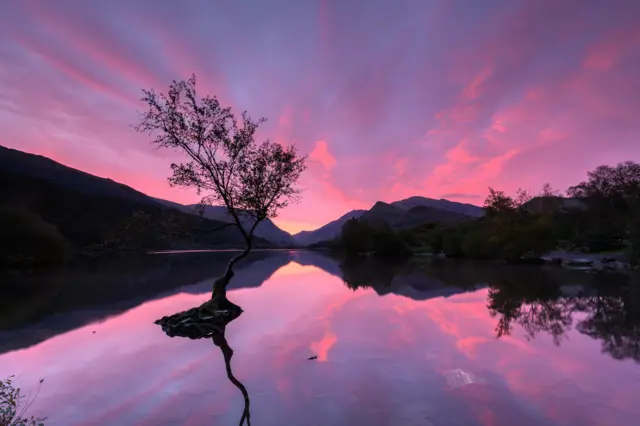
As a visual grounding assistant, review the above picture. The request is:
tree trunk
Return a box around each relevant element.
[210,241,253,305]
[209,218,261,308]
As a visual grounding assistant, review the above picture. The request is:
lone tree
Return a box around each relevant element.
[135,75,306,306]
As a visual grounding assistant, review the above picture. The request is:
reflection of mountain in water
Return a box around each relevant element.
[339,256,483,300]
[0,251,293,353]
[3,250,640,364]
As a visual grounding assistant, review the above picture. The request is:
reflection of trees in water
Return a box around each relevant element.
[155,303,251,425]
[573,289,640,362]
[338,256,486,292]
[337,254,640,363]
[487,273,640,363]
[487,279,574,345]
[339,256,408,290]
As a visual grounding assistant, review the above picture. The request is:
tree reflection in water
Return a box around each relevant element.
[155,302,251,425]
[487,279,574,345]
[337,255,640,363]
[487,275,640,362]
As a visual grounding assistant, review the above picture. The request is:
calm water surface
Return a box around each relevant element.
[1,251,640,425]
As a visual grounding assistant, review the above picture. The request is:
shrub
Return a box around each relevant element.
[0,376,46,426]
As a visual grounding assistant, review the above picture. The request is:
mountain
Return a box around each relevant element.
[0,145,270,251]
[190,205,296,247]
[154,198,296,247]
[397,205,473,228]
[293,209,367,246]
[360,201,473,229]
[296,196,481,246]
[0,145,158,207]
[391,196,484,217]
[522,196,587,215]
[360,202,406,227]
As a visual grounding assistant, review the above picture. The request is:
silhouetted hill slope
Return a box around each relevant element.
[359,201,471,229]
[293,209,367,246]
[391,196,484,217]
[398,205,473,228]
[0,146,269,251]
[0,146,157,206]
[360,201,406,227]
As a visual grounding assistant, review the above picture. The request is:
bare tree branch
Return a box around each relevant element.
[134,74,307,300]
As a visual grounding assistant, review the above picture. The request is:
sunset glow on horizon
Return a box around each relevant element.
[1,0,639,233]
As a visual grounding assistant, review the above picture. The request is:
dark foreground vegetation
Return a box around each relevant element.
[330,161,640,267]
[0,375,46,425]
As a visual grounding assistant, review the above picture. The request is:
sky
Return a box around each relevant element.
[1,0,639,234]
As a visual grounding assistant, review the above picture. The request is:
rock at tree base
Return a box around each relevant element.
[155,300,242,339]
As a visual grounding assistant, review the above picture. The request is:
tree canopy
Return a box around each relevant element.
[135,74,307,243]
[567,161,640,200]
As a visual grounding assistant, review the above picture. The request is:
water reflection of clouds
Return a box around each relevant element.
[1,258,640,425]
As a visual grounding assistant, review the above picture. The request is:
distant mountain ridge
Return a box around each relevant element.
[294,196,483,246]
[294,209,367,246]
[361,201,473,229]
[153,199,296,246]
[391,196,484,217]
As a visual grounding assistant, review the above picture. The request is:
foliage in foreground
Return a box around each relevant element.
[0,376,45,426]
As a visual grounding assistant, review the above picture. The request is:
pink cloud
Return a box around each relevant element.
[12,34,136,107]
[446,141,481,164]
[309,140,337,170]
[309,331,338,362]
[460,67,494,101]
[583,26,640,71]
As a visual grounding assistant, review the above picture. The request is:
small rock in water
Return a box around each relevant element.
[154,303,243,340]
[307,356,318,360]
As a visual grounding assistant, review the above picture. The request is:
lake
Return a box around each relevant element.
[1,250,640,425]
